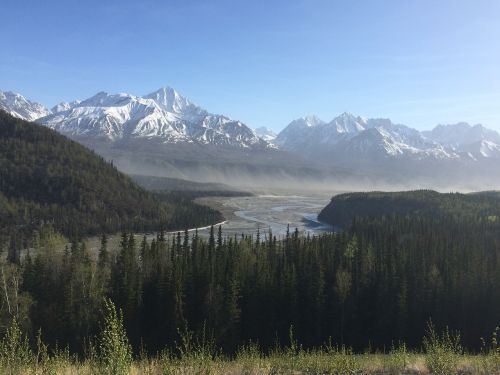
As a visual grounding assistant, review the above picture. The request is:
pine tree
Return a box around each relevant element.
[217,225,223,250]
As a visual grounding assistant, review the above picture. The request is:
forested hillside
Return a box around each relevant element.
[0,110,221,240]
[318,190,500,228]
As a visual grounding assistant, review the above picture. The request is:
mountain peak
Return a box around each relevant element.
[149,86,176,95]
[0,90,51,121]
[296,115,325,127]
[328,112,367,134]
[145,86,201,115]
[332,111,366,122]
[79,91,109,105]
[78,91,140,108]
[51,100,81,113]
[337,111,355,119]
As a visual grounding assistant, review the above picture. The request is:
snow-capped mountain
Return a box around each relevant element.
[37,87,268,149]
[254,126,277,142]
[423,123,500,148]
[0,90,51,121]
[273,112,500,187]
[40,91,187,141]
[276,112,457,161]
[422,123,500,160]
[274,115,326,150]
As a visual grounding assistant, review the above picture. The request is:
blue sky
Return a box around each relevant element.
[1,0,499,132]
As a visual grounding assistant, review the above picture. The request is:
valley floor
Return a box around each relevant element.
[81,192,333,256]
[194,193,334,238]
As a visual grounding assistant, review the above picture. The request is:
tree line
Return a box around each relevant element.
[318,189,500,228]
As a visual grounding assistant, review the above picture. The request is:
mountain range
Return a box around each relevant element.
[1,87,500,189]
[276,113,500,162]
[275,113,500,188]
[16,87,268,149]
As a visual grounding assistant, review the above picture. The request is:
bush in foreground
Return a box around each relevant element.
[0,317,499,374]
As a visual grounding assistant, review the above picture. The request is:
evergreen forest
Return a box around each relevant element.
[2,205,499,357]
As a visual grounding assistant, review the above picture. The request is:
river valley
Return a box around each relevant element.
[85,192,338,253]
[194,193,335,238]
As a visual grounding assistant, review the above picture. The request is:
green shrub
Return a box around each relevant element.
[0,318,33,374]
[423,321,462,375]
[97,299,133,375]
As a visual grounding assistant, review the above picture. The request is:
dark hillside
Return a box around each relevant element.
[0,110,217,237]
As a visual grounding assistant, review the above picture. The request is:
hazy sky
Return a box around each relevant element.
[1,0,499,132]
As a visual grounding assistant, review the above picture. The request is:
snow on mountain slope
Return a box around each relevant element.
[274,115,326,149]
[0,90,51,121]
[254,126,277,142]
[477,140,500,158]
[51,100,81,113]
[421,123,500,161]
[423,123,500,148]
[338,126,457,160]
[457,139,500,160]
[37,87,269,148]
[3,86,499,165]
[42,92,188,141]
[145,87,206,120]
[277,113,460,161]
[328,112,367,134]
[276,113,376,150]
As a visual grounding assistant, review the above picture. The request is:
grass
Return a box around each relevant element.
[0,304,499,374]
[0,350,499,374]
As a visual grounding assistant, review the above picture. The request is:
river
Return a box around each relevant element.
[86,192,336,252]
[194,193,334,239]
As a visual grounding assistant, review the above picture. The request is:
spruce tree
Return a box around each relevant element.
[98,234,108,269]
